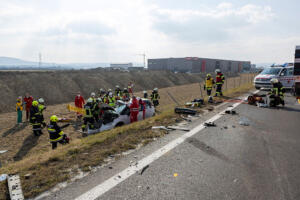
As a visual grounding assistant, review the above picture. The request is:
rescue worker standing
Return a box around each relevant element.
[75,92,85,119]
[130,96,139,123]
[138,97,146,120]
[143,90,148,98]
[128,82,134,95]
[30,100,43,136]
[115,85,122,98]
[123,88,130,101]
[24,93,33,121]
[150,88,160,108]
[82,98,95,132]
[215,69,225,96]
[16,97,23,124]
[204,74,215,103]
[269,78,285,107]
[47,115,69,150]
[106,92,116,107]
[38,98,47,128]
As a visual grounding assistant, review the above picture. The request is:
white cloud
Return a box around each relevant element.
[0,0,296,64]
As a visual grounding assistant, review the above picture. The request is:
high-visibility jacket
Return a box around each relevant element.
[84,103,93,118]
[47,122,64,142]
[205,77,215,89]
[108,97,116,107]
[151,92,160,101]
[216,73,225,84]
[16,101,23,111]
[30,106,42,124]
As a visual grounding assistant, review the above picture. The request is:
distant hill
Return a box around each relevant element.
[0,56,110,69]
[0,56,38,66]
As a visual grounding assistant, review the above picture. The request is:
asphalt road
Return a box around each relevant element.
[38,92,300,200]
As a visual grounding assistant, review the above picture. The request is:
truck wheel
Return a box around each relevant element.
[255,87,261,90]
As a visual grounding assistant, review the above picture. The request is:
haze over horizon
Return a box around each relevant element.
[0,0,299,64]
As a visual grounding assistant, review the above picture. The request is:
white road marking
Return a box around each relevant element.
[75,92,258,200]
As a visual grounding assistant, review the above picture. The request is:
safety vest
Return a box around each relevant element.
[47,123,63,142]
[16,102,23,111]
[205,77,214,89]
[216,73,225,84]
[108,97,116,107]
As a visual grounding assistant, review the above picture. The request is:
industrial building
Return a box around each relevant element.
[110,63,133,69]
[148,57,251,73]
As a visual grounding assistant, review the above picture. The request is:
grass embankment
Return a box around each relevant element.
[0,74,256,199]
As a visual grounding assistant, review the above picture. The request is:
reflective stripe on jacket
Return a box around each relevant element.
[47,122,63,142]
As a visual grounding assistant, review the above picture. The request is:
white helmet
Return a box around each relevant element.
[215,69,221,73]
[87,98,93,103]
[143,90,147,93]
[108,89,112,92]
[270,78,279,84]
[154,88,158,91]
[91,92,95,97]
[109,92,113,97]
[115,85,119,88]
[38,98,44,103]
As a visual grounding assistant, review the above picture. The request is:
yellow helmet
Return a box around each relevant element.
[207,73,211,77]
[32,100,39,106]
[50,115,58,122]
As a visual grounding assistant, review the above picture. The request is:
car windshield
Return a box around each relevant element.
[115,105,126,114]
[261,68,281,75]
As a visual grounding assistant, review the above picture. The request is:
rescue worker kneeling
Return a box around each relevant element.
[269,78,285,107]
[48,115,69,150]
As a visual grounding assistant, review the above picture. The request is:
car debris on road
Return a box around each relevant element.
[204,122,216,127]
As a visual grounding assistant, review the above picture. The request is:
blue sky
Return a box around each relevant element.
[0,0,299,64]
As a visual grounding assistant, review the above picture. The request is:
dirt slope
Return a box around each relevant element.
[0,69,209,113]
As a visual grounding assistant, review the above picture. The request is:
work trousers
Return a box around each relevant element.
[215,84,223,96]
[17,110,22,124]
[130,112,139,123]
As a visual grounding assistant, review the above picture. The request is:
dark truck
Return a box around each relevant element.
[294,46,300,99]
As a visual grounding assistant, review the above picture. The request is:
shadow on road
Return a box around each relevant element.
[13,134,40,161]
[283,106,300,113]
[187,137,231,163]
[2,123,28,137]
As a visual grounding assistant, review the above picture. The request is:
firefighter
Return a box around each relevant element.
[92,98,102,122]
[150,88,160,107]
[38,98,47,128]
[106,92,116,107]
[214,69,225,96]
[90,92,97,103]
[115,85,122,98]
[269,78,285,107]
[130,96,139,123]
[99,88,106,97]
[123,88,130,101]
[47,115,69,150]
[143,90,148,98]
[82,98,95,132]
[138,97,146,120]
[204,74,215,103]
[30,100,43,136]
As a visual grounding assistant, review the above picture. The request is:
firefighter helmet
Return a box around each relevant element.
[270,78,279,84]
[32,100,39,106]
[50,115,58,122]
